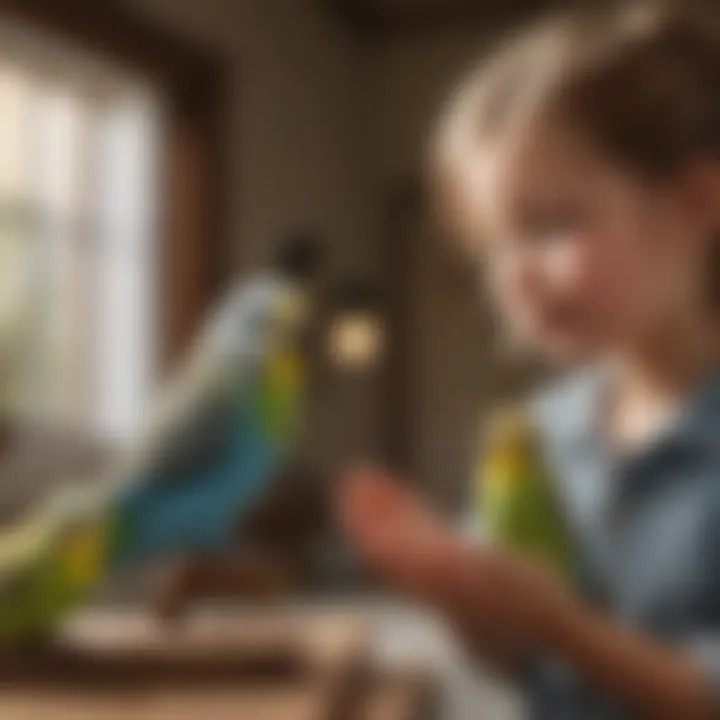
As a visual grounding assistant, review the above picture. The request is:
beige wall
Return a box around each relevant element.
[120,3,524,495]
[127,0,375,272]
[370,28,488,183]
[123,0,382,468]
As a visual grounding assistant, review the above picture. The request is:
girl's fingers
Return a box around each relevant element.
[349,511,470,597]
[337,465,487,601]
[342,467,411,514]
[357,527,445,595]
[339,468,458,561]
[338,467,414,537]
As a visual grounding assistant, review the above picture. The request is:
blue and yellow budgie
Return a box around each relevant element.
[477,407,577,582]
[0,245,317,644]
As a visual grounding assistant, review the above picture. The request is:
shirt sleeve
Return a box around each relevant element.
[678,635,720,709]
[675,497,720,709]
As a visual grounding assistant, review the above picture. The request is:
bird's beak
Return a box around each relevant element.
[278,290,309,329]
[276,290,312,352]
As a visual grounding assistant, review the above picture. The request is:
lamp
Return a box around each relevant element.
[328,282,384,372]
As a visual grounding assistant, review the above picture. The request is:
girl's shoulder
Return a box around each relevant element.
[523,367,606,470]
[529,368,605,434]
[525,367,604,435]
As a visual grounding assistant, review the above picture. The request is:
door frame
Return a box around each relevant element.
[382,177,423,472]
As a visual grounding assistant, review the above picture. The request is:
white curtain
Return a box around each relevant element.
[0,55,161,442]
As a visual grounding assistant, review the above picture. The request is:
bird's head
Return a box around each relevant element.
[228,233,322,363]
[231,281,312,367]
[266,230,322,355]
[267,284,312,355]
[482,407,538,486]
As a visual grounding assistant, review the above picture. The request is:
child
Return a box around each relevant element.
[340,3,720,719]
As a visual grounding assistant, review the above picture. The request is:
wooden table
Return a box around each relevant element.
[0,609,439,720]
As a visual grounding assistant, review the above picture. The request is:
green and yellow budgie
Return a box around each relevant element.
[0,238,320,645]
[0,489,112,642]
[477,407,576,582]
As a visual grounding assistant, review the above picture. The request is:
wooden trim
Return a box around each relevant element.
[382,179,422,472]
[0,0,233,367]
[162,73,232,365]
[324,0,387,35]
[0,0,223,91]
[325,0,555,35]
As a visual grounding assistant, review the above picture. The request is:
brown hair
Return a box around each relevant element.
[434,1,720,251]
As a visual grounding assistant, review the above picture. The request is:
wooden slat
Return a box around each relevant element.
[359,672,440,720]
[0,610,379,720]
[0,619,440,720]
[382,180,422,473]
[0,609,370,685]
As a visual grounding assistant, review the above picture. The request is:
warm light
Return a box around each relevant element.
[329,312,384,371]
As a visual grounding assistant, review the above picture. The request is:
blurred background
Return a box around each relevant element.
[0,1,563,718]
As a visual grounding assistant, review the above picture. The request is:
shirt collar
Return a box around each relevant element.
[533,367,607,461]
[674,368,720,459]
[553,364,720,464]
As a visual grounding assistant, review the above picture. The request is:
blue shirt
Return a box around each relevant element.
[522,368,720,719]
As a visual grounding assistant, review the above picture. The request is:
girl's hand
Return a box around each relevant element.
[338,467,580,659]
[340,470,720,718]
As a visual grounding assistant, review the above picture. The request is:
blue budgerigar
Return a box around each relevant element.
[0,239,320,643]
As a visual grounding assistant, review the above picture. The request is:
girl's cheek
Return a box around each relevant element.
[577,241,668,344]
[508,239,595,317]
[485,236,636,360]
[488,246,583,338]
[565,244,632,327]
[510,242,621,351]
[538,241,590,294]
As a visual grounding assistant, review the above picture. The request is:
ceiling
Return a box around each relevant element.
[362,0,497,9]
[329,0,561,33]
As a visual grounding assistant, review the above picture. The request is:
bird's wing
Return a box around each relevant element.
[104,276,278,493]
[101,280,299,565]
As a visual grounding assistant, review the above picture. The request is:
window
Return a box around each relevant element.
[0,22,161,442]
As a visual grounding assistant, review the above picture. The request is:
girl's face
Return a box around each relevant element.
[465,124,710,365]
